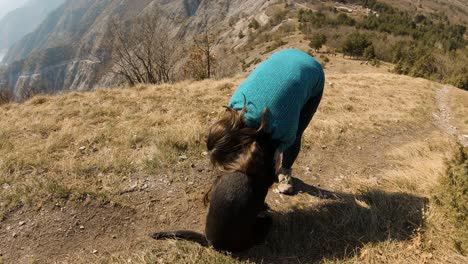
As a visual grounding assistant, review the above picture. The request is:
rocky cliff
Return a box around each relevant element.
[0,0,274,100]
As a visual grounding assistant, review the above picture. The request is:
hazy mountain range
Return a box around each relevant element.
[0,0,65,51]
[0,0,29,21]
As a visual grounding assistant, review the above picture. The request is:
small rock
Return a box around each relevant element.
[178,155,188,161]
[12,233,17,238]
[19,221,26,226]
[112,235,117,239]
[92,250,98,254]
[321,145,327,149]
[79,225,85,230]
[202,151,209,156]
[358,146,362,150]
[190,163,196,168]
[79,146,86,151]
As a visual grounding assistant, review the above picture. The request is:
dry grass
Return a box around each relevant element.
[449,86,468,136]
[1,71,468,263]
[0,78,241,218]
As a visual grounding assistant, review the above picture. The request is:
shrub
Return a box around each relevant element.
[342,32,373,58]
[298,9,329,28]
[335,13,356,26]
[270,9,287,27]
[248,18,260,30]
[448,68,468,90]
[363,45,376,60]
[309,33,327,52]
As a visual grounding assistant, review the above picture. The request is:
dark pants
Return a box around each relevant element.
[282,91,323,169]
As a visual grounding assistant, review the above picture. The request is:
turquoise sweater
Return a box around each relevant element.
[228,49,325,152]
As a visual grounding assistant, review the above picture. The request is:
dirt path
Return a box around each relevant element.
[434,86,468,147]
[1,74,464,263]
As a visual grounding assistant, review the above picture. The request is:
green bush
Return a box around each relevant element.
[363,45,376,60]
[448,68,468,90]
[334,13,356,26]
[298,9,329,28]
[309,33,327,52]
[270,9,287,27]
[299,0,467,90]
[341,32,373,58]
[248,18,260,30]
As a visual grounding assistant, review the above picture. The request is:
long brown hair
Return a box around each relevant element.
[204,106,270,205]
[206,106,268,173]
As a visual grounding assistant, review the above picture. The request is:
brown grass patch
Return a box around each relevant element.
[1,73,467,263]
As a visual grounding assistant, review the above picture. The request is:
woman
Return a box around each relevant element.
[207,48,324,195]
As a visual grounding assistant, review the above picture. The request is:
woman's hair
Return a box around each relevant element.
[204,106,269,206]
[206,106,268,173]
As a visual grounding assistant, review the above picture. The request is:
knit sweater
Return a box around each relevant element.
[228,49,325,152]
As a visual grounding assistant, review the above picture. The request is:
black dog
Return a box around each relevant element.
[152,133,277,252]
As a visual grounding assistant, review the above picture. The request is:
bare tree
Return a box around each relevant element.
[0,89,13,105]
[183,29,217,80]
[106,12,177,86]
[18,85,42,102]
[196,29,216,79]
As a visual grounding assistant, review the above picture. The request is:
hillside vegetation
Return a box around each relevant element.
[296,0,467,89]
[1,0,467,102]
[1,55,467,262]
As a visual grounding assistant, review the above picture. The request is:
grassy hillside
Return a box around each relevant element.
[293,0,467,90]
[0,55,467,263]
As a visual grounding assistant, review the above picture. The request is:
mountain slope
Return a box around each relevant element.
[0,54,467,262]
[0,0,65,51]
[0,0,272,100]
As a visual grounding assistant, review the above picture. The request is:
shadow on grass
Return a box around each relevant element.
[243,179,428,263]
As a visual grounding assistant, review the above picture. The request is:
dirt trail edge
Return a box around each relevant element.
[434,86,468,147]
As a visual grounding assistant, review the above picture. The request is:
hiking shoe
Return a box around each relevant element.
[277,168,294,195]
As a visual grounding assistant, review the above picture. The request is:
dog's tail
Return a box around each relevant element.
[151,230,209,247]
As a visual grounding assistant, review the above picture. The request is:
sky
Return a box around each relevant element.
[0,0,29,21]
